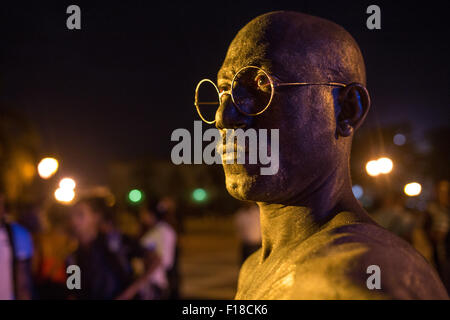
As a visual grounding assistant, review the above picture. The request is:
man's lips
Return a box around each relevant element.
[219,142,246,163]
[217,130,273,164]
[218,143,272,164]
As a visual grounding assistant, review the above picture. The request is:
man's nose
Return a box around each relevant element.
[215,93,252,130]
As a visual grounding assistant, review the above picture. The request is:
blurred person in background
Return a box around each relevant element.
[31,203,76,299]
[234,202,261,264]
[371,193,415,242]
[158,196,183,233]
[17,203,44,236]
[427,180,450,290]
[138,201,177,299]
[157,196,181,299]
[0,193,34,299]
[68,196,159,300]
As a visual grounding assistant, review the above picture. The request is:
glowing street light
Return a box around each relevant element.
[377,157,393,174]
[54,187,75,203]
[37,157,59,179]
[54,177,76,204]
[404,182,422,197]
[59,177,76,190]
[365,160,380,177]
[365,157,393,177]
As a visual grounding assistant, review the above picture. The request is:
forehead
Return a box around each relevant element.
[217,32,308,82]
[218,39,275,81]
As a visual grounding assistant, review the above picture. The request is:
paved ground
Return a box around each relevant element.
[179,216,241,299]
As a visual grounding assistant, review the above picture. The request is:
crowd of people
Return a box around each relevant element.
[0,193,179,300]
[370,180,450,291]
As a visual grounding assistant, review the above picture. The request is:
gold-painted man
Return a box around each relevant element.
[213,11,448,299]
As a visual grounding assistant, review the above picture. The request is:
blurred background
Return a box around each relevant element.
[0,0,449,299]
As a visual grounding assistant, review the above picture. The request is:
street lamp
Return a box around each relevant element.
[377,157,393,174]
[365,160,380,177]
[365,157,393,177]
[54,177,76,204]
[54,187,75,203]
[59,177,76,190]
[37,157,59,179]
[404,182,422,197]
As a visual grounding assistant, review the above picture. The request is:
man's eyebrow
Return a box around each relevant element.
[217,69,234,82]
[218,58,272,81]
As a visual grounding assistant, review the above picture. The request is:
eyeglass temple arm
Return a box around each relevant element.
[275,82,346,88]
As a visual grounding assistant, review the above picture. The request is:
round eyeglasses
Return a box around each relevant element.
[194,65,347,124]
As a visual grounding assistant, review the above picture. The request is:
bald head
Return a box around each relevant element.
[221,11,366,86]
[216,11,370,203]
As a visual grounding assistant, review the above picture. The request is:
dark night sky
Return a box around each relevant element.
[1,0,449,185]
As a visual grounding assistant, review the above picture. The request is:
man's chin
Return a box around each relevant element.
[223,165,270,201]
[223,163,293,203]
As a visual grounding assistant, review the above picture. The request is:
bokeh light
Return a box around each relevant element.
[54,187,75,203]
[365,160,380,177]
[404,182,422,197]
[393,133,406,146]
[192,188,207,202]
[37,157,59,179]
[22,162,36,181]
[365,157,393,176]
[352,185,364,199]
[59,177,76,190]
[377,157,393,174]
[128,189,144,203]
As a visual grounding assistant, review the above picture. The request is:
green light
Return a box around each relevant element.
[192,188,207,202]
[128,189,143,203]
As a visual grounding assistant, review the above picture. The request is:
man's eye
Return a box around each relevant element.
[255,74,270,90]
[219,85,230,93]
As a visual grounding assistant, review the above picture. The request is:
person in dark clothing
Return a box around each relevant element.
[68,196,159,300]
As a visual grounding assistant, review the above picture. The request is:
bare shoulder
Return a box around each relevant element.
[292,216,449,299]
[235,212,448,300]
[236,248,261,294]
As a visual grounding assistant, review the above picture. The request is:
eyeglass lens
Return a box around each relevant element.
[195,67,273,122]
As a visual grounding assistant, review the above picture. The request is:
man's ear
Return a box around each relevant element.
[336,83,371,137]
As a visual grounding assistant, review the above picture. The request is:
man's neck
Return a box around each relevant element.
[258,204,316,261]
[257,169,367,262]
